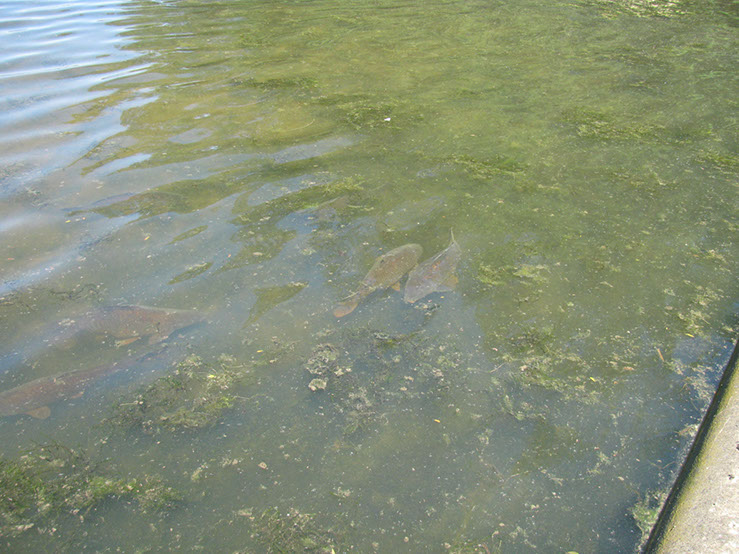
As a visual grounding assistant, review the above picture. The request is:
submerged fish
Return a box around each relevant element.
[52,304,204,347]
[334,243,423,318]
[0,361,126,419]
[404,230,461,303]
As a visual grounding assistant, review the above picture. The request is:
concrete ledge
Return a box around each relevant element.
[646,338,739,553]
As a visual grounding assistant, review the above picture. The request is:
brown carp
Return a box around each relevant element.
[333,243,423,318]
[404,230,461,303]
[0,361,126,419]
[52,304,204,347]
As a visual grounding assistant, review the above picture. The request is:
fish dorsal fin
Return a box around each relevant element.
[391,282,401,291]
[26,406,51,419]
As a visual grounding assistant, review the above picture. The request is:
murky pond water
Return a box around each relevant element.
[1,0,737,551]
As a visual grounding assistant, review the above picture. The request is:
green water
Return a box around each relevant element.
[0,0,737,551]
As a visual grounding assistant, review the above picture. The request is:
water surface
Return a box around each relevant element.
[1,0,737,551]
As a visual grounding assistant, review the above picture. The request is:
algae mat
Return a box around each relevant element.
[0,0,737,551]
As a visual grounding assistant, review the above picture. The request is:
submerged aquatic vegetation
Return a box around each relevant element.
[629,491,665,548]
[560,106,664,141]
[584,0,691,18]
[0,443,179,539]
[315,93,424,131]
[509,326,555,354]
[476,262,508,287]
[232,176,365,228]
[695,149,739,174]
[246,282,308,325]
[250,507,341,553]
[169,225,208,244]
[243,76,319,92]
[88,190,189,219]
[447,536,502,553]
[442,153,527,179]
[340,388,376,437]
[107,354,251,433]
[0,283,103,313]
[221,228,298,272]
[304,344,340,376]
[168,262,213,285]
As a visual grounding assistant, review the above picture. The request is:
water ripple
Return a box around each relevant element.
[0,0,142,197]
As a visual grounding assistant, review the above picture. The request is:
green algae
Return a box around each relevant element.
[584,0,692,18]
[476,262,507,287]
[232,176,365,227]
[219,228,297,272]
[695,149,739,174]
[169,225,208,244]
[560,107,665,141]
[107,355,251,434]
[513,263,550,285]
[675,285,722,337]
[340,388,376,438]
[168,262,212,284]
[1,0,736,551]
[304,343,340,377]
[314,93,425,131]
[0,443,179,539]
[90,190,189,219]
[0,282,102,313]
[250,507,341,553]
[448,537,502,553]
[246,281,308,325]
[629,491,663,548]
[509,325,555,354]
[243,76,319,92]
[442,153,527,179]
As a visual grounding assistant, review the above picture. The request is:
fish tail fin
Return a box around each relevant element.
[333,301,358,318]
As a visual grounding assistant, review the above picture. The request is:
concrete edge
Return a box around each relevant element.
[644,336,739,553]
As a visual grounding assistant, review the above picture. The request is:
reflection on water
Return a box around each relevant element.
[1,0,737,551]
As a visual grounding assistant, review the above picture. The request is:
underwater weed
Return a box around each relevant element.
[0,443,179,539]
[250,507,340,553]
[107,354,251,434]
[444,153,527,179]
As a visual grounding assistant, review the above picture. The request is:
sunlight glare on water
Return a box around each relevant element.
[0,0,737,551]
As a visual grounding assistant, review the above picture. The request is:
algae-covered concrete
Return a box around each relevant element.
[648,339,739,553]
